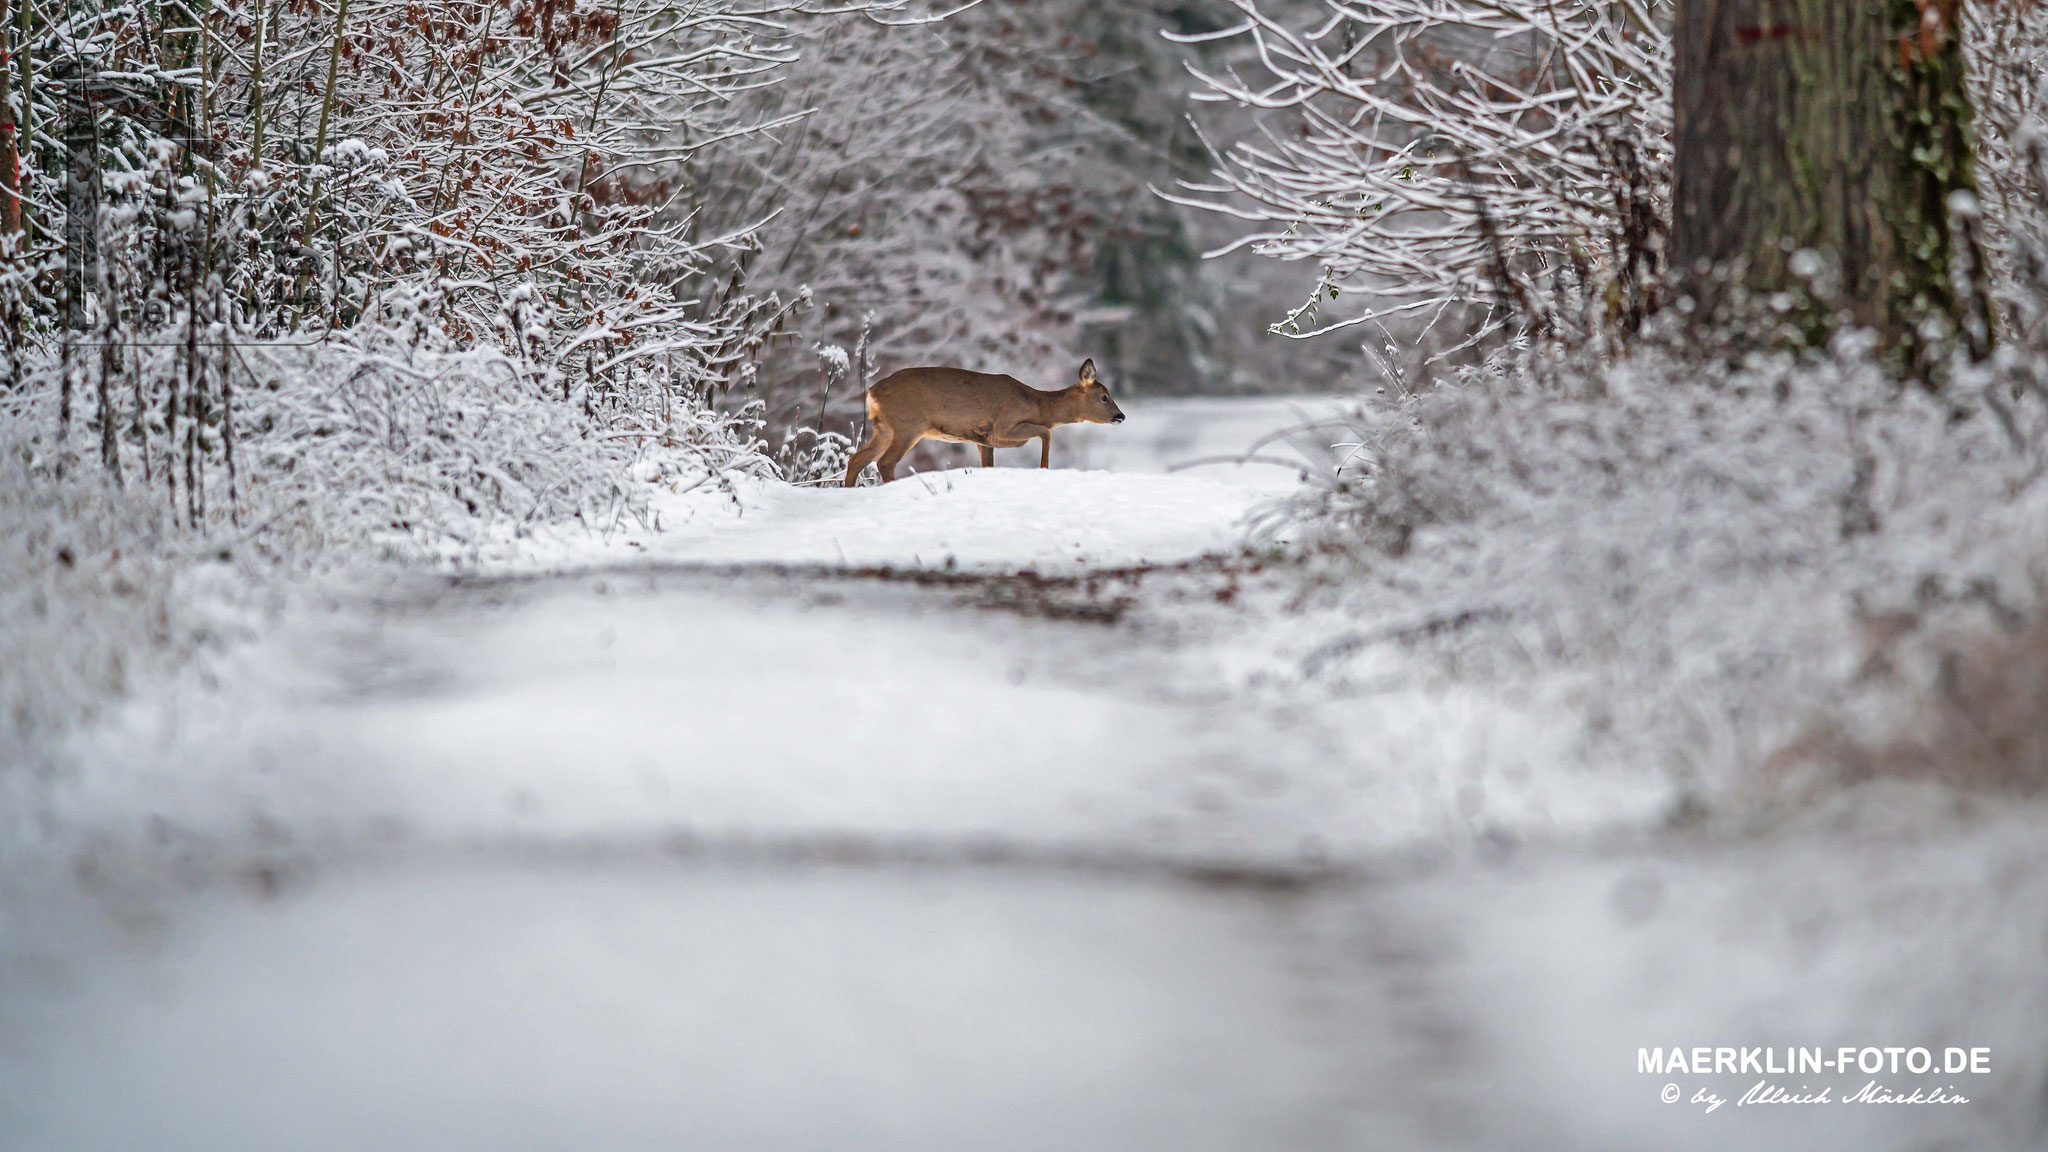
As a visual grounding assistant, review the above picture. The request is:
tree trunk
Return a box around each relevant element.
[11,0,29,243]
[1672,0,1983,365]
[62,62,95,334]
[0,0,20,239]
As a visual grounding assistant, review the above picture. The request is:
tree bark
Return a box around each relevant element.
[1672,0,1982,364]
[11,0,28,243]
[0,0,20,239]
[62,62,95,334]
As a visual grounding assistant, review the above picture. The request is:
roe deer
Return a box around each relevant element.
[843,358,1125,486]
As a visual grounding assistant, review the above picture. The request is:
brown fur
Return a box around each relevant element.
[844,358,1125,485]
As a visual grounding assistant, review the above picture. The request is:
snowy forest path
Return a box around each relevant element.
[4,399,2038,1152]
[10,397,1481,1151]
[32,396,1399,877]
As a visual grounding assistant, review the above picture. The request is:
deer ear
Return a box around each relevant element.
[1078,358,1097,383]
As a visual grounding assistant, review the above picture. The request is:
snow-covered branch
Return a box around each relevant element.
[1171,0,1670,344]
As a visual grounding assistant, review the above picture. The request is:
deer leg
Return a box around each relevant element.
[979,444,995,468]
[844,423,894,487]
[988,422,1053,467]
[876,430,922,483]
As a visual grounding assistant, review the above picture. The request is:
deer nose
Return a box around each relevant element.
[1112,413,1125,423]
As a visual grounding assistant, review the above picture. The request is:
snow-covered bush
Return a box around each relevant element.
[1171,0,2048,814]
[0,418,188,769]
[1170,0,1670,347]
[1268,333,2048,809]
[689,4,1154,439]
[776,427,856,487]
[236,335,777,560]
[0,0,872,756]
[5,0,836,358]
[0,0,904,560]
[1764,596,2048,804]
[1965,1,2048,321]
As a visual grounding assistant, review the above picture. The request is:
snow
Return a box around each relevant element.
[519,396,1358,576]
[9,0,2043,1141]
[5,395,2045,1151]
[3,864,1358,1152]
[35,563,1669,874]
[633,469,1269,573]
[1035,395,1356,482]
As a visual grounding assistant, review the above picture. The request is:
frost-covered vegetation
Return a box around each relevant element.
[1189,0,2048,811]
[8,0,2048,820]
[0,0,1243,749]
[1261,336,2047,814]
[0,0,857,749]
[1172,0,1668,346]
[0,0,872,555]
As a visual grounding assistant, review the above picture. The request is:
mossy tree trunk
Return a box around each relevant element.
[1672,0,1985,366]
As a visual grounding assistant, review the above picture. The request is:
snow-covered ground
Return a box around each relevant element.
[519,396,1358,575]
[3,396,2044,1151]
[611,469,1274,573]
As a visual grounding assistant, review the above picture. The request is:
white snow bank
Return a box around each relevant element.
[637,469,1270,573]
[513,397,1356,575]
